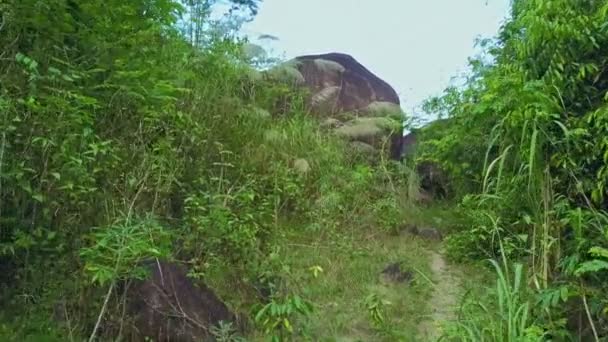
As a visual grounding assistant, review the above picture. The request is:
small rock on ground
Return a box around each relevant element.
[380,262,414,284]
[402,224,443,241]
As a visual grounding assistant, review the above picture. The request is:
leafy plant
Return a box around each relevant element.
[445,258,546,341]
[79,216,172,286]
[372,197,402,234]
[210,321,247,342]
[420,0,608,336]
[253,294,313,341]
[79,216,172,341]
[363,293,391,328]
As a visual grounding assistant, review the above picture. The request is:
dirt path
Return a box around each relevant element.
[417,250,461,341]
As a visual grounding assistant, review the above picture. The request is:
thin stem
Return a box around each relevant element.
[88,281,115,342]
[581,284,599,342]
[116,280,131,339]
[90,175,147,341]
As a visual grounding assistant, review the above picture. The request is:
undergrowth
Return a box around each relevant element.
[0,1,422,341]
[420,0,608,340]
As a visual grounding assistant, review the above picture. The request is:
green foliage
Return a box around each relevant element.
[210,321,247,342]
[79,216,172,286]
[363,292,391,328]
[0,0,313,339]
[253,294,314,341]
[421,0,608,337]
[445,195,529,262]
[372,196,402,234]
[183,175,275,267]
[444,258,549,342]
[0,1,417,340]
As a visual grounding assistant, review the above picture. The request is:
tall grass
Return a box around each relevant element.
[443,219,545,342]
[443,259,542,342]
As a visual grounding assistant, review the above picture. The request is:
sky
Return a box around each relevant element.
[239,0,511,121]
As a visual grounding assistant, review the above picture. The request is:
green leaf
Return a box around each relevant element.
[255,304,270,322]
[589,247,608,259]
[284,318,292,332]
[32,193,45,203]
[560,286,569,302]
[48,67,61,75]
[575,260,608,276]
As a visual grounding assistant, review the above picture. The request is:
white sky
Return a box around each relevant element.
[240,0,511,120]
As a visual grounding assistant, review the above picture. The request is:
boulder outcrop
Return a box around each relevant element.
[126,260,236,341]
[266,53,404,160]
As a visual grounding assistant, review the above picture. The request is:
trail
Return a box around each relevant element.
[417,250,461,341]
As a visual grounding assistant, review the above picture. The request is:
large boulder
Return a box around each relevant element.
[126,260,236,341]
[294,53,400,113]
[266,53,404,160]
[335,117,401,147]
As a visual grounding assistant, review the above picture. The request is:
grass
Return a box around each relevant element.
[246,202,491,342]
[272,225,434,341]
[186,172,493,342]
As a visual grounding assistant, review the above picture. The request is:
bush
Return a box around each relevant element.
[421,0,608,336]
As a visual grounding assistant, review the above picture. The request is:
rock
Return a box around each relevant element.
[335,117,402,150]
[297,58,346,92]
[295,53,400,112]
[313,58,345,80]
[265,64,305,86]
[311,86,341,114]
[402,223,419,235]
[293,158,311,175]
[127,260,236,342]
[381,262,414,284]
[417,227,443,241]
[402,224,443,241]
[415,190,433,206]
[360,101,403,119]
[269,52,404,161]
[242,43,267,61]
[320,118,342,130]
[335,120,385,143]
[348,141,379,163]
